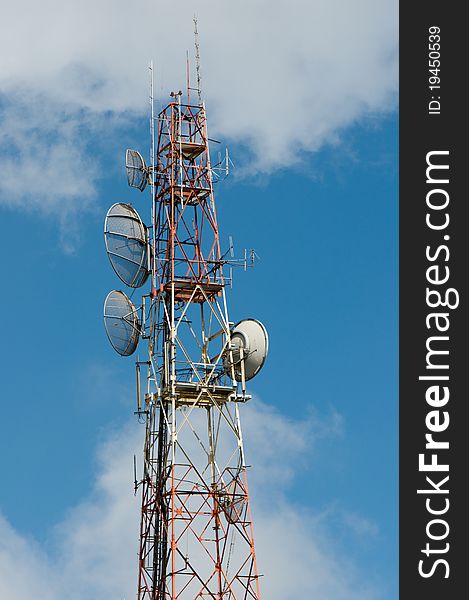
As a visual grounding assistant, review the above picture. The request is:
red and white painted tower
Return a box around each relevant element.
[103,40,267,600]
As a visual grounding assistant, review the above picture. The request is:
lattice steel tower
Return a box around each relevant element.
[103,54,268,600]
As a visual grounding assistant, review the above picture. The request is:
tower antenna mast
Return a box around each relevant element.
[193,15,203,106]
[103,23,268,600]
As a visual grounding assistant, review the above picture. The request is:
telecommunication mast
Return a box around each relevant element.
[103,36,268,599]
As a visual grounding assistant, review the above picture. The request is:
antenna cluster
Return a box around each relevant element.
[101,33,267,599]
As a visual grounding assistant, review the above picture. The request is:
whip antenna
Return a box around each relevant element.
[193,15,203,105]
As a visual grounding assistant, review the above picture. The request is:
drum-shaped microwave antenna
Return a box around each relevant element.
[104,290,141,356]
[126,149,148,192]
[225,319,269,382]
[104,203,149,288]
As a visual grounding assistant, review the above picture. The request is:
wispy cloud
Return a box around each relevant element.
[0,0,397,222]
[0,401,383,599]
[0,94,98,209]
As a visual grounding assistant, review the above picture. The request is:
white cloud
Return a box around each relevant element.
[255,509,378,600]
[0,401,383,599]
[0,0,397,218]
[0,422,139,600]
[0,95,98,210]
[0,518,58,600]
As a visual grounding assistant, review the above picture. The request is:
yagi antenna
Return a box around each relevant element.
[193,15,203,105]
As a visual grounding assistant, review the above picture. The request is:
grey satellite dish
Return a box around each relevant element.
[126,149,148,192]
[222,475,247,524]
[104,290,141,356]
[225,319,269,382]
[104,203,149,288]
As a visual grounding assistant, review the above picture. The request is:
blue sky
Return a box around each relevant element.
[0,2,397,599]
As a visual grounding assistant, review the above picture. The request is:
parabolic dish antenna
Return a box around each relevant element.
[222,475,247,524]
[104,203,149,288]
[225,319,269,382]
[126,149,148,192]
[104,290,141,356]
